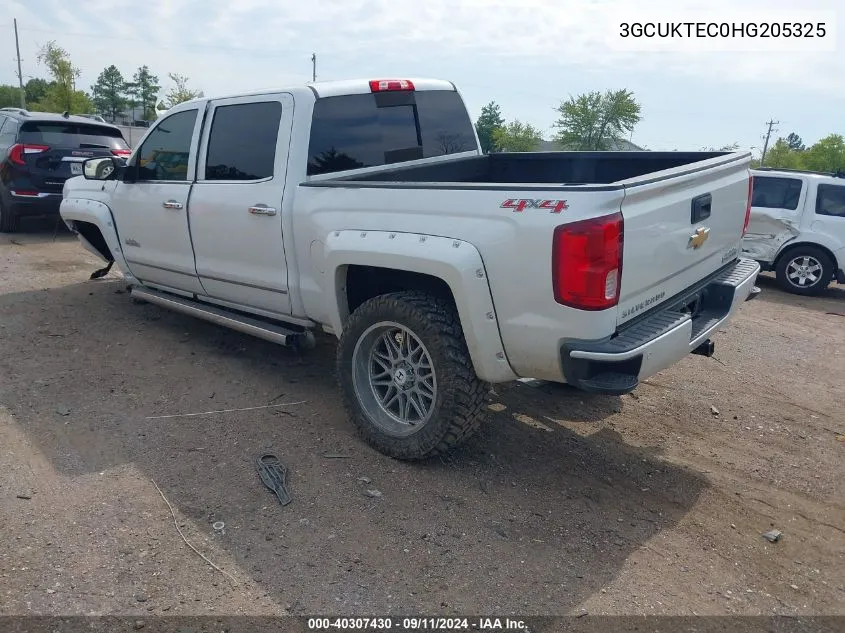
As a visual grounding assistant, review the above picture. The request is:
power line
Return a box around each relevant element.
[760,119,780,166]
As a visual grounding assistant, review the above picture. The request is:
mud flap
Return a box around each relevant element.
[89,261,114,279]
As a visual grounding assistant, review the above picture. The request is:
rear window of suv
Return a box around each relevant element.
[751,176,802,210]
[19,122,129,150]
[307,89,477,176]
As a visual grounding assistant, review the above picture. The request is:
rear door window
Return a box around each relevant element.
[751,176,802,210]
[307,89,476,175]
[19,122,129,150]
[815,184,845,217]
[204,101,282,181]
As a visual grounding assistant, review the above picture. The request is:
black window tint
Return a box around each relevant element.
[19,122,128,150]
[136,110,197,181]
[415,90,476,158]
[205,101,282,181]
[815,184,845,217]
[751,176,802,210]
[307,89,476,175]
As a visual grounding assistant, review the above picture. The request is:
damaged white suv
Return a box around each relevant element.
[742,168,845,295]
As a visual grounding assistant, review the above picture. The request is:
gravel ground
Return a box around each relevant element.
[0,221,843,618]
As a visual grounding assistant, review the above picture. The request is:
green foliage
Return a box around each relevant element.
[163,73,204,108]
[0,84,24,108]
[492,120,543,152]
[92,65,128,120]
[33,41,85,113]
[127,66,161,120]
[762,134,845,173]
[763,138,804,169]
[786,132,805,151]
[553,89,641,150]
[475,101,505,153]
[25,78,51,105]
[29,89,93,115]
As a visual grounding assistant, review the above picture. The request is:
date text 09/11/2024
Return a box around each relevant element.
[307,617,529,630]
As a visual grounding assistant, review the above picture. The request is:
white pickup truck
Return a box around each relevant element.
[61,78,761,460]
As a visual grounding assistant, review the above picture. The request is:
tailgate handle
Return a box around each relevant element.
[691,193,712,224]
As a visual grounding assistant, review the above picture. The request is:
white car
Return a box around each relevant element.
[742,168,845,295]
[60,77,760,460]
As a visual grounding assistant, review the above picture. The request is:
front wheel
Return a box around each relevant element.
[775,247,833,296]
[337,291,487,461]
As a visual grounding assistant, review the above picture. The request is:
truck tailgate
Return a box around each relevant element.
[616,154,750,326]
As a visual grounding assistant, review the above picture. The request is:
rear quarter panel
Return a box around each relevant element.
[294,183,625,381]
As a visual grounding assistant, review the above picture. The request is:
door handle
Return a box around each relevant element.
[162,200,183,210]
[248,204,277,216]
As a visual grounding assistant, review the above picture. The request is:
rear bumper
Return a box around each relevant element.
[3,191,62,217]
[560,258,761,395]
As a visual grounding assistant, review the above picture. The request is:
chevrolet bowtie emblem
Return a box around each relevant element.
[688,226,711,250]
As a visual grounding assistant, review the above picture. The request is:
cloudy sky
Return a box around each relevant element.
[1,0,841,153]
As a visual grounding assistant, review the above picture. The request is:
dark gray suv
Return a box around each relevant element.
[0,108,130,232]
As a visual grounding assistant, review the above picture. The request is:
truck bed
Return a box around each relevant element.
[313,151,728,187]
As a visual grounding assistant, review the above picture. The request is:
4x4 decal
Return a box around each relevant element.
[501,198,569,214]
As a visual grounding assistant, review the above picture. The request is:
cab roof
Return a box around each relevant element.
[165,78,457,111]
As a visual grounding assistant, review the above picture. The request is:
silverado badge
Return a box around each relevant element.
[688,227,711,250]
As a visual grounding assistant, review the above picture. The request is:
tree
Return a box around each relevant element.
[475,101,505,153]
[762,138,804,169]
[24,78,51,105]
[759,134,845,173]
[33,41,82,112]
[491,120,543,152]
[553,89,641,150]
[0,85,23,108]
[91,65,128,121]
[786,132,805,151]
[163,73,203,109]
[803,134,845,173]
[701,143,740,152]
[127,66,161,121]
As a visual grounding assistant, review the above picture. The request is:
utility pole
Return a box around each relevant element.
[311,53,316,82]
[14,18,26,109]
[760,119,780,166]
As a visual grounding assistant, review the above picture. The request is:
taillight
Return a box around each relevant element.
[369,79,415,92]
[8,143,49,166]
[552,212,624,311]
[742,175,753,236]
[111,149,131,158]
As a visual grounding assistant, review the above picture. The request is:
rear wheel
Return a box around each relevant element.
[0,197,19,233]
[775,246,833,296]
[337,291,487,461]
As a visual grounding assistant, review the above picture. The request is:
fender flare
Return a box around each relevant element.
[323,230,517,383]
[60,197,136,283]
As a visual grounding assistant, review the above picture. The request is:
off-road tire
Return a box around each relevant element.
[337,291,487,461]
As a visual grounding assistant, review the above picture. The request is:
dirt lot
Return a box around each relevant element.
[1,221,843,618]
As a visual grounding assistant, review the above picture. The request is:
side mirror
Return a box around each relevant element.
[83,156,120,181]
